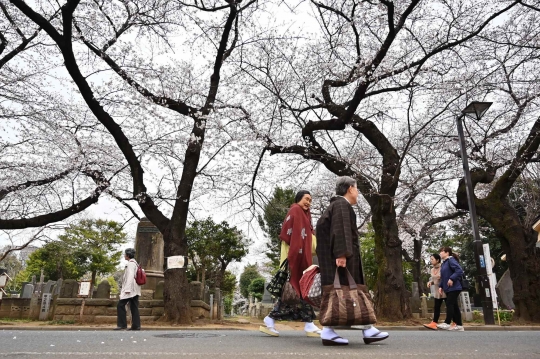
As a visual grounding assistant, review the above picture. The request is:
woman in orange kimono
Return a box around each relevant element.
[259,190,321,338]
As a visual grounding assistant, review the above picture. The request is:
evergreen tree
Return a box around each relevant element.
[239,264,263,298]
[19,219,127,291]
[258,188,295,269]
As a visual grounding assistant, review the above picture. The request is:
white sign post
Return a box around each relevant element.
[483,244,500,325]
[459,292,473,321]
[78,281,91,323]
[482,244,498,309]
[39,293,53,320]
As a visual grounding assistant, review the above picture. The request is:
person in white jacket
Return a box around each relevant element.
[115,248,142,330]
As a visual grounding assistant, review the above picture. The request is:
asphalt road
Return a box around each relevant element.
[0,329,539,359]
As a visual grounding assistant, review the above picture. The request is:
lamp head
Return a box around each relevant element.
[461,101,493,121]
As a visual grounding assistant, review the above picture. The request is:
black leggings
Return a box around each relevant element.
[433,298,445,323]
[444,290,462,326]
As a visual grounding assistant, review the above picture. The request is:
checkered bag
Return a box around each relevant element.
[300,265,322,308]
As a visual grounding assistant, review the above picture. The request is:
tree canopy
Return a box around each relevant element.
[239,264,263,299]
[186,218,248,291]
[18,219,126,284]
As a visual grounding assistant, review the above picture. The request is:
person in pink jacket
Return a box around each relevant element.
[114,248,141,331]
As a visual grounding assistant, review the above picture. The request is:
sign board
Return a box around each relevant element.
[479,255,486,268]
[39,293,52,320]
[78,281,91,297]
[0,274,8,287]
[166,256,188,269]
[483,244,498,308]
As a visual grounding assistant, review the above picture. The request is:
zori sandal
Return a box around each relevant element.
[322,336,349,346]
[363,331,389,344]
[259,325,279,337]
[305,329,322,337]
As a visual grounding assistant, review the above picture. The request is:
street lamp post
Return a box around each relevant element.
[455,101,495,325]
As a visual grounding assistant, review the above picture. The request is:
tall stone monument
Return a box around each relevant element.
[135,217,165,292]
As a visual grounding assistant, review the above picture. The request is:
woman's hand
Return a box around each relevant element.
[438,288,443,296]
[336,256,347,267]
[448,279,453,287]
[427,281,432,288]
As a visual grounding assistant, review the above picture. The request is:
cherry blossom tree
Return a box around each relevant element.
[451,4,540,321]
[3,0,258,323]
[234,0,522,320]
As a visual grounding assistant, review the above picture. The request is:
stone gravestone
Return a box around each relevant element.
[190,282,202,301]
[95,280,111,299]
[29,292,41,319]
[39,293,53,320]
[459,292,473,321]
[54,279,63,296]
[155,281,164,300]
[21,284,34,298]
[50,283,57,298]
[203,287,210,304]
[134,218,164,291]
[20,282,29,296]
[43,281,55,295]
[261,283,273,304]
[59,279,79,298]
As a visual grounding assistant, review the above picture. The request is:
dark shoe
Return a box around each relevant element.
[322,336,349,346]
[128,327,141,331]
[363,333,389,344]
[113,327,127,331]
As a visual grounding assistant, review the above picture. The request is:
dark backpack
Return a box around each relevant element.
[135,263,146,285]
[461,276,470,290]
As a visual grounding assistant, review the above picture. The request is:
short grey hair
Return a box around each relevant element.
[125,248,136,259]
[335,176,357,196]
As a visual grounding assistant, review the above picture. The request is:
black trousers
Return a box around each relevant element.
[433,298,445,323]
[444,290,462,326]
[117,295,140,329]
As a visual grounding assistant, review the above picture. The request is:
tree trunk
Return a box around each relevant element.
[90,270,97,299]
[476,199,540,322]
[162,229,192,324]
[201,266,206,299]
[413,237,424,296]
[371,198,411,320]
[214,264,227,291]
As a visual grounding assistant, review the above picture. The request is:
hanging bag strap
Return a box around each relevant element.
[333,267,357,289]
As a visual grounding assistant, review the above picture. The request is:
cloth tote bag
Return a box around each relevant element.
[319,268,377,326]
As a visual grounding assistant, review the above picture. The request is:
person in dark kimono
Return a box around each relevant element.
[260,190,321,338]
[316,176,389,346]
